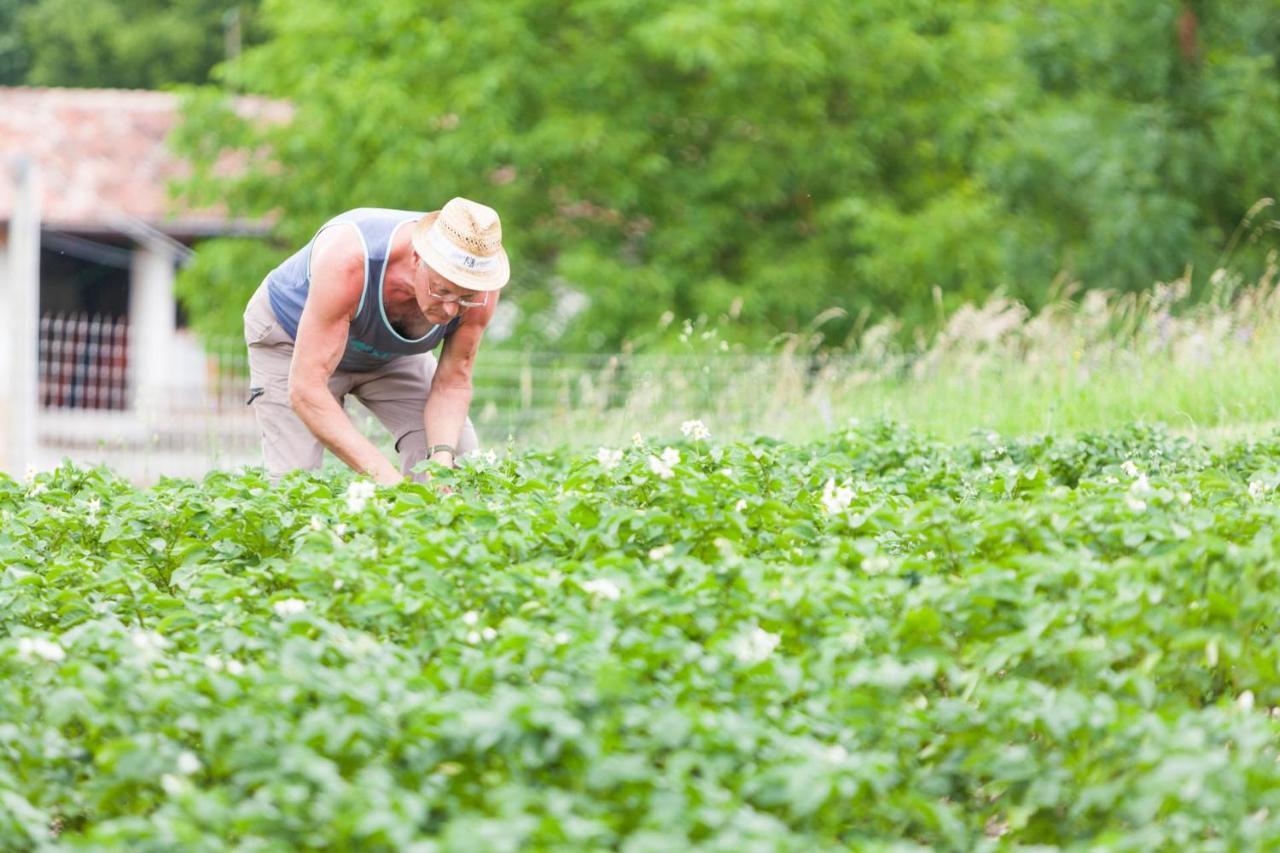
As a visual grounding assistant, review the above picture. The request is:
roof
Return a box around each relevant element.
[0,86,289,238]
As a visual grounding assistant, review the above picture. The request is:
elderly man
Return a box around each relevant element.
[242,197,508,484]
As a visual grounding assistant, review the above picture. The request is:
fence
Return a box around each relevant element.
[39,313,129,410]
[36,314,258,481]
[34,318,849,482]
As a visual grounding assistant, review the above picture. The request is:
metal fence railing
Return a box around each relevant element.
[39,313,129,411]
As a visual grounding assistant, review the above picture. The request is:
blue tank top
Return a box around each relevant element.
[265,208,461,372]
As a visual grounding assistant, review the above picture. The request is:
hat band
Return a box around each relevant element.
[427,224,500,274]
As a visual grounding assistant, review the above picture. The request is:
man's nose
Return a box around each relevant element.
[441,300,459,317]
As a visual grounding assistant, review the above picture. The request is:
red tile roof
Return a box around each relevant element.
[0,86,289,237]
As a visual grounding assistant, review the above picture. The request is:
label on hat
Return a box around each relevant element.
[427,225,500,273]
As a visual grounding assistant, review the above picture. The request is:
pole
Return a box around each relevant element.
[5,156,40,477]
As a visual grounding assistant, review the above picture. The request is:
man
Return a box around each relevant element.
[242,197,508,484]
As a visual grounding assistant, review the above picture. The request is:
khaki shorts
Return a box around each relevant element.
[243,283,479,480]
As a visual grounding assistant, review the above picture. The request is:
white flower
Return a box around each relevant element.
[1238,690,1256,711]
[332,579,344,590]
[176,751,201,775]
[581,578,622,600]
[661,446,680,467]
[465,631,481,645]
[481,626,497,641]
[273,598,307,617]
[734,498,747,512]
[1178,491,1193,506]
[131,630,168,654]
[28,482,47,497]
[631,432,645,448]
[821,478,855,514]
[863,555,892,574]
[1130,474,1153,497]
[17,637,65,663]
[334,523,348,537]
[1249,480,1267,499]
[596,448,623,470]
[309,516,324,531]
[680,419,711,440]
[552,630,571,645]
[1121,460,1141,478]
[648,544,674,560]
[727,626,780,664]
[226,659,245,676]
[462,610,479,626]
[160,774,186,796]
[1126,497,1147,513]
[648,454,674,480]
[345,480,377,513]
[86,497,101,517]
[204,655,224,672]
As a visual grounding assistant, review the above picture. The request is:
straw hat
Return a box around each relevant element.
[411,197,510,291]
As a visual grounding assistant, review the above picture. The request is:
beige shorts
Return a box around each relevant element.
[243,283,479,479]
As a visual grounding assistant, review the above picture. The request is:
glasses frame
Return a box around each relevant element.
[418,258,489,309]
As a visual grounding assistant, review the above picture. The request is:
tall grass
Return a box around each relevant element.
[479,254,1280,448]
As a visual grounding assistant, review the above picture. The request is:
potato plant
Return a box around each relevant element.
[3,421,1280,850]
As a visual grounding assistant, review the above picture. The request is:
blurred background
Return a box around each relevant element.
[3,0,1280,480]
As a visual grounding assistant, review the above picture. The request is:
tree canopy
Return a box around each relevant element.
[10,0,260,88]
[168,0,1280,349]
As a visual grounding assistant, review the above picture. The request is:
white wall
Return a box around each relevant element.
[128,243,179,414]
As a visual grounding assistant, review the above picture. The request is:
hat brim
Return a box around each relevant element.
[411,211,510,292]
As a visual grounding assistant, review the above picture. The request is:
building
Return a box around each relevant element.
[0,86,288,479]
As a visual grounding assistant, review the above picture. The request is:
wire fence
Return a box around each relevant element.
[33,322,847,482]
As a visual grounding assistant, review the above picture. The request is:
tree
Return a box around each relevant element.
[0,0,36,84]
[18,0,261,89]
[172,0,1280,349]
[175,0,1021,346]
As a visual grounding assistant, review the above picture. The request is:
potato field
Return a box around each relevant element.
[4,422,1280,849]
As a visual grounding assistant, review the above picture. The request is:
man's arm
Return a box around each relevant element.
[289,226,403,484]
[424,296,497,467]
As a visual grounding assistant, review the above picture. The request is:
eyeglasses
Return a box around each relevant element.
[426,281,489,308]
[419,258,489,308]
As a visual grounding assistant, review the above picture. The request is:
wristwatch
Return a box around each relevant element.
[426,444,457,459]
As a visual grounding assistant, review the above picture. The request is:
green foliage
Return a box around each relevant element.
[172,0,1280,347]
[16,0,262,88]
[173,237,285,342]
[5,422,1280,847]
[0,0,35,84]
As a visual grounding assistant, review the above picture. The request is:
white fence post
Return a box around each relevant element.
[2,156,40,478]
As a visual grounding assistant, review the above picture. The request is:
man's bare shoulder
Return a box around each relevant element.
[309,224,366,313]
[311,224,366,282]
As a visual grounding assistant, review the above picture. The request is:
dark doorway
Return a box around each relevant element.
[39,234,132,317]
